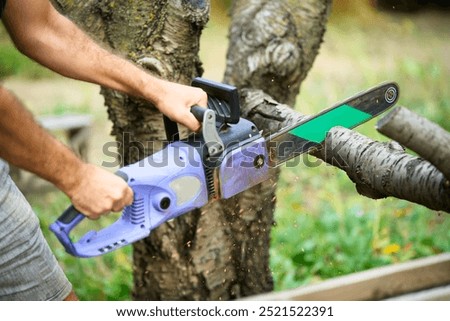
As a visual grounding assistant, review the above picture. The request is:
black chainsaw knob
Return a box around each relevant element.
[191,105,208,123]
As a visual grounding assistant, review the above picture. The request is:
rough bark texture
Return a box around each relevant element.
[225,0,331,106]
[377,106,450,181]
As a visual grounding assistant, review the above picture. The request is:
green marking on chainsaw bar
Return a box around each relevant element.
[289,104,372,143]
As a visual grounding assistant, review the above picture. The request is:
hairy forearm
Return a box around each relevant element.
[0,87,83,194]
[3,2,161,104]
[2,0,205,131]
[30,15,155,99]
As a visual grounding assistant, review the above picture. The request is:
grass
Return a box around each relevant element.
[1,2,449,300]
[271,165,449,290]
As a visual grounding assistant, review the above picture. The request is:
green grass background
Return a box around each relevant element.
[1,1,448,299]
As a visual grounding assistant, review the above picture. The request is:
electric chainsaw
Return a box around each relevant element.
[50,78,399,258]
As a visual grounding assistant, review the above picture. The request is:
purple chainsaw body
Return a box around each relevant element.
[50,78,271,258]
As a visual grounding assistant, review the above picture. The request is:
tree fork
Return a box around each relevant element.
[216,0,332,299]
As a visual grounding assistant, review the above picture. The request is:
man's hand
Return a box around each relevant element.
[151,80,208,132]
[66,164,134,220]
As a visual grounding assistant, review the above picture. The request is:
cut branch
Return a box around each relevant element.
[377,106,450,181]
[240,89,450,213]
[316,128,450,213]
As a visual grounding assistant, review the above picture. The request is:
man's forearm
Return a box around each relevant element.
[0,87,134,217]
[3,2,157,103]
[3,0,206,131]
[0,87,83,194]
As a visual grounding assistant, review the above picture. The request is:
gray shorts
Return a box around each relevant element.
[0,159,72,300]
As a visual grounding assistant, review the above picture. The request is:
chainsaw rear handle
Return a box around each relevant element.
[50,141,209,258]
[49,170,133,257]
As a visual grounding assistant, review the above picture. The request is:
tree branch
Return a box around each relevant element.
[317,128,450,213]
[240,89,450,213]
[377,106,450,181]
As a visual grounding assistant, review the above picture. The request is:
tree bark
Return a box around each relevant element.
[377,106,450,181]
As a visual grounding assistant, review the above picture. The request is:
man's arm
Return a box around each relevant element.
[0,0,208,218]
[0,87,133,219]
[2,0,206,131]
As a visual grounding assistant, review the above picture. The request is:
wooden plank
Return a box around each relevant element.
[245,253,450,301]
[39,114,93,160]
[38,114,93,131]
[387,284,450,301]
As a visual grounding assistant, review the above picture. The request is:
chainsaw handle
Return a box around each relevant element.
[50,142,209,258]
[49,206,86,256]
[57,204,83,225]
[191,105,208,123]
[49,170,130,257]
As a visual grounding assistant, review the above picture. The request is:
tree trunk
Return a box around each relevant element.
[217,0,332,299]
[53,0,331,300]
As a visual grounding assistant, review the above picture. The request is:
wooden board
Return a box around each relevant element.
[245,253,450,301]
